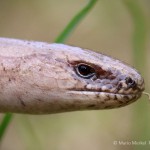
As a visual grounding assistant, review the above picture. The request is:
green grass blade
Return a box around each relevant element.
[55,0,97,43]
[0,113,13,141]
[124,0,147,71]
[123,0,149,149]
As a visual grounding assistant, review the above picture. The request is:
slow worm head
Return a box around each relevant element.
[0,38,144,114]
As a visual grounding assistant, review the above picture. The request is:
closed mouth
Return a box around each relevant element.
[67,90,142,101]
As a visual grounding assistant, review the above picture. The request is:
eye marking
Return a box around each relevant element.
[75,63,96,79]
[69,61,113,80]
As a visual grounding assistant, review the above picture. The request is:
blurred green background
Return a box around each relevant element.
[0,0,150,150]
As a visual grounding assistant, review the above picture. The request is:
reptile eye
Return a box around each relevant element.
[76,64,95,79]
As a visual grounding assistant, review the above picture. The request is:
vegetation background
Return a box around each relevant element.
[0,0,150,150]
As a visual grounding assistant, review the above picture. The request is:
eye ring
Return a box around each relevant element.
[75,63,96,79]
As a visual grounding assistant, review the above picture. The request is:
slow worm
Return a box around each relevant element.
[0,38,144,114]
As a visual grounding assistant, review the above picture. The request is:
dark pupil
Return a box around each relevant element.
[78,65,95,76]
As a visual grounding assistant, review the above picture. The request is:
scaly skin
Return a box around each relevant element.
[0,38,144,114]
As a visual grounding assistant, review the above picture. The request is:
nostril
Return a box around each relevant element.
[125,77,136,88]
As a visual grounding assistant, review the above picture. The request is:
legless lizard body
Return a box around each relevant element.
[0,38,144,114]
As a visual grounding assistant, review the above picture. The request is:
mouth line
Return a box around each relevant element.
[65,89,143,110]
[67,88,143,101]
[68,89,142,97]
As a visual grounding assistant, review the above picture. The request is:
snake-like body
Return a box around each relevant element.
[0,38,144,114]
